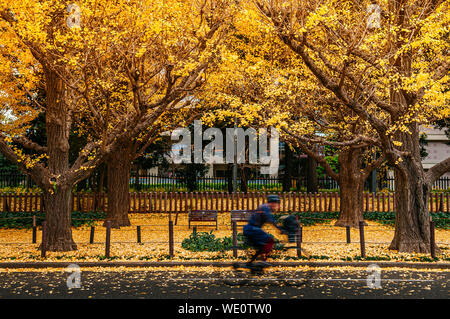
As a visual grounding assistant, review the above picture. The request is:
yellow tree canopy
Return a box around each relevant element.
[200,0,383,180]
[249,0,449,182]
[0,0,238,187]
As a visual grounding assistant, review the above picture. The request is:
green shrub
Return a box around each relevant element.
[363,211,449,229]
[278,211,449,229]
[181,231,231,252]
[0,211,106,229]
[276,212,339,226]
[181,230,284,252]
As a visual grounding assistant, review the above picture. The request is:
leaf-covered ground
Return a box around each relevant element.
[0,266,448,299]
[0,213,448,262]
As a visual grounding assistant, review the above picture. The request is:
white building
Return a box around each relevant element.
[421,126,450,178]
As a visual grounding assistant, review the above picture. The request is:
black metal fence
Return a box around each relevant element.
[108,173,342,191]
[129,174,342,191]
[0,171,449,192]
[0,171,35,188]
[129,174,450,192]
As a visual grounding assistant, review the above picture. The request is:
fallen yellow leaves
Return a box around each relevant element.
[0,214,447,263]
[0,265,448,274]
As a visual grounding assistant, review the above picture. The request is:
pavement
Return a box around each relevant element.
[0,266,448,299]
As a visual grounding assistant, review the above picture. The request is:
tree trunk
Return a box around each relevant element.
[297,157,303,191]
[42,68,77,251]
[227,164,233,193]
[104,146,132,228]
[282,145,293,191]
[134,163,141,191]
[389,124,434,253]
[306,155,319,193]
[98,164,106,193]
[335,147,366,228]
[385,9,435,253]
[93,164,106,211]
[43,186,77,251]
[240,166,248,193]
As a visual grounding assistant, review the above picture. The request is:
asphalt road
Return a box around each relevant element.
[0,268,447,299]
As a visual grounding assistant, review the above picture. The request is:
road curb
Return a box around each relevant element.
[0,261,449,269]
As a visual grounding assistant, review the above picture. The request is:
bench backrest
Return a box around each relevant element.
[231,210,256,222]
[189,210,218,221]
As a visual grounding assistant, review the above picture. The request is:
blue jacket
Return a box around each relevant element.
[247,204,276,228]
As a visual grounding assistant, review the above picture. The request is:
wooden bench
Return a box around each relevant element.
[231,210,256,224]
[188,210,218,230]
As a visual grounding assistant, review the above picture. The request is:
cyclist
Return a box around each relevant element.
[243,194,285,267]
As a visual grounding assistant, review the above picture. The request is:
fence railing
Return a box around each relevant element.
[0,191,448,213]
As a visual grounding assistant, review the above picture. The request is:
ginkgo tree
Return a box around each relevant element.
[0,0,237,251]
[200,2,386,228]
[100,105,203,228]
[251,0,449,252]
